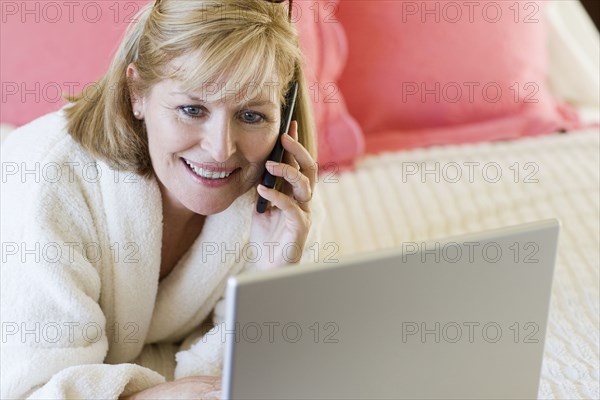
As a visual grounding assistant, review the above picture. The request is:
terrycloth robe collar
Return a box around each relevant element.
[98,162,257,362]
[148,188,257,344]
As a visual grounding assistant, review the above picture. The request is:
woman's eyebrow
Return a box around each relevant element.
[169,91,277,108]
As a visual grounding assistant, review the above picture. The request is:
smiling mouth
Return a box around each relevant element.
[181,158,239,180]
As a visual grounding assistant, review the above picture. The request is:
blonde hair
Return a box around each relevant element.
[65,0,315,178]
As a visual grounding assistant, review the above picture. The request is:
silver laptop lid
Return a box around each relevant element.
[222,219,559,399]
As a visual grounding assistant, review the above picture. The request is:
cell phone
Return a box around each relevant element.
[256,80,299,213]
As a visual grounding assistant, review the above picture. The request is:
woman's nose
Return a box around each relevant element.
[201,117,236,163]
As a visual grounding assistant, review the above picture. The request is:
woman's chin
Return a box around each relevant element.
[181,194,232,216]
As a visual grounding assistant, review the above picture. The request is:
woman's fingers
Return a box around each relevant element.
[265,160,311,205]
[257,184,299,213]
[259,120,317,212]
[282,121,301,171]
[281,121,318,192]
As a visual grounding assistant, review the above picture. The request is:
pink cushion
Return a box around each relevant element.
[0,0,364,169]
[296,0,364,169]
[0,1,149,126]
[336,0,582,153]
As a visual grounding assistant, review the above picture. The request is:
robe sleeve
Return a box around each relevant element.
[1,171,165,399]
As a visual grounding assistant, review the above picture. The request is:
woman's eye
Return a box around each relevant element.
[240,111,265,124]
[179,105,203,118]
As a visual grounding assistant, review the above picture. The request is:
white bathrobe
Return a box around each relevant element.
[0,110,326,399]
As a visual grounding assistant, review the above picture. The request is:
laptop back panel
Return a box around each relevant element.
[222,220,559,399]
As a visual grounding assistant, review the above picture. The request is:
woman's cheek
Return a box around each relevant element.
[242,137,277,165]
[162,118,200,149]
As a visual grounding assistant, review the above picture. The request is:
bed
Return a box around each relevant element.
[1,0,598,398]
[317,125,599,399]
[309,1,600,397]
[312,1,599,397]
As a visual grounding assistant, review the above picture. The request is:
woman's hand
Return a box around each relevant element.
[120,376,221,400]
[250,121,318,270]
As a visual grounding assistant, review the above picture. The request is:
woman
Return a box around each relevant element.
[1,0,325,398]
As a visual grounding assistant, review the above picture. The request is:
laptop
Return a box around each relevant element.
[221,219,559,399]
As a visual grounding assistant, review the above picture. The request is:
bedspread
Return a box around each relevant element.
[318,128,599,399]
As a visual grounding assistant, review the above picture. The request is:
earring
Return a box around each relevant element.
[134,111,141,118]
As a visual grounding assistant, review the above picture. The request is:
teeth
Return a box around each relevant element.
[184,159,232,179]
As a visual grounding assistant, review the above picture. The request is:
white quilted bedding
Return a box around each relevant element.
[317,128,600,399]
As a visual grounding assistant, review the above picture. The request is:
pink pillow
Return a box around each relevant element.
[0,0,364,169]
[0,1,149,126]
[336,0,582,153]
[295,0,364,169]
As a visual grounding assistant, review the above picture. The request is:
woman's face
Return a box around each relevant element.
[134,70,282,216]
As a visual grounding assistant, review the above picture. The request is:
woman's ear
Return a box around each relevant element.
[126,63,144,119]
